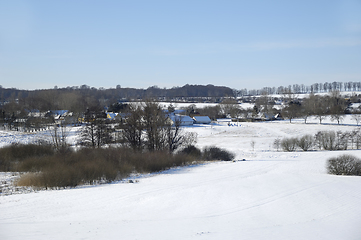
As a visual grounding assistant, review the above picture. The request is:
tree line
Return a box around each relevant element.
[0,84,233,109]
[236,81,361,96]
[275,129,361,152]
[242,91,361,124]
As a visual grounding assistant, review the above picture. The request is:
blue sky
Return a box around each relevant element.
[1,0,360,90]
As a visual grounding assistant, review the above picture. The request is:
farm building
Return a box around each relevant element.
[167,115,194,126]
[193,116,211,124]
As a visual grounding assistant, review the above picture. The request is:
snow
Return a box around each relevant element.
[1,116,361,240]
[0,126,82,148]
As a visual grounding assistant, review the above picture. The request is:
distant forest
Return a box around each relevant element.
[0,84,233,103]
[0,84,234,115]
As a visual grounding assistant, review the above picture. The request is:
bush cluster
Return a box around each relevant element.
[327,154,361,176]
[202,146,235,161]
[277,135,314,152]
[280,137,299,152]
[14,147,197,188]
[0,144,54,171]
[1,144,235,188]
[276,129,361,152]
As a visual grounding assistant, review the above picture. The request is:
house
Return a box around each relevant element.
[27,109,47,118]
[168,115,194,126]
[46,110,70,119]
[274,113,283,120]
[45,110,71,124]
[193,116,211,124]
[255,112,283,121]
[106,112,118,120]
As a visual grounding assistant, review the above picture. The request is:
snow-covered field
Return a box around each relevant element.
[1,116,361,240]
[0,127,81,149]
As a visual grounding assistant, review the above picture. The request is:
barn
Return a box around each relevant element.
[193,116,212,124]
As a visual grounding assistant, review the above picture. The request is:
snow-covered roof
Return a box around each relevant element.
[50,110,69,116]
[168,115,194,125]
[193,116,211,124]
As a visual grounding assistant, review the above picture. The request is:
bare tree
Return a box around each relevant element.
[250,140,255,151]
[300,94,316,124]
[282,100,301,123]
[198,105,222,120]
[351,114,361,126]
[95,119,113,147]
[297,134,314,151]
[273,137,281,151]
[312,96,327,124]
[80,121,97,148]
[281,137,298,152]
[143,101,167,151]
[219,98,239,118]
[164,116,196,152]
[329,91,347,125]
[79,118,112,148]
[121,104,144,150]
[255,93,274,116]
[50,123,69,151]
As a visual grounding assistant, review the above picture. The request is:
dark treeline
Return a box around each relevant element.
[0,84,234,106]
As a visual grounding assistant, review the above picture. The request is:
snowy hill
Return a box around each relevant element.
[1,117,361,240]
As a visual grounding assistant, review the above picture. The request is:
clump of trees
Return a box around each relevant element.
[75,101,198,151]
[327,154,361,176]
[281,92,351,124]
[78,119,114,148]
[276,129,361,152]
[120,101,197,152]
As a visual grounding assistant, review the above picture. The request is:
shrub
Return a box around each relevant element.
[281,137,298,152]
[16,172,43,187]
[327,154,361,176]
[15,146,199,188]
[178,145,202,158]
[335,131,348,150]
[12,143,234,188]
[202,146,235,161]
[315,131,349,151]
[297,134,314,151]
[322,131,336,150]
[128,150,195,173]
[273,138,281,151]
[0,144,54,171]
[314,131,338,151]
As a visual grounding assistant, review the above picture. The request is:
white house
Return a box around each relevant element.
[193,116,211,124]
[168,115,194,126]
